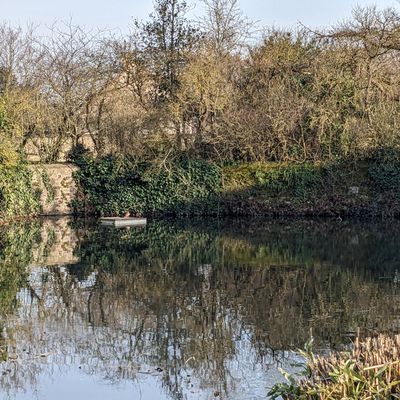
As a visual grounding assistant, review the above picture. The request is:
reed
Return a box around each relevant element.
[269,335,400,399]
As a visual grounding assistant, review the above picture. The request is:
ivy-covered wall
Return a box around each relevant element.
[3,151,400,220]
[72,152,400,218]
[73,156,221,216]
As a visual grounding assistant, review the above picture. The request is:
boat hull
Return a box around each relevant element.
[100,217,147,227]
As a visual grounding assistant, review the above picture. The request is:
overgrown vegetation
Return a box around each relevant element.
[1,1,400,217]
[269,335,400,399]
[1,2,400,164]
[72,151,400,217]
[73,153,221,216]
[0,103,39,219]
[0,70,40,220]
[0,163,40,219]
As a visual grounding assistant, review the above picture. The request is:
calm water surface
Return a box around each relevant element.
[0,217,400,399]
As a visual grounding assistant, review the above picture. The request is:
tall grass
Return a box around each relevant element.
[269,335,400,399]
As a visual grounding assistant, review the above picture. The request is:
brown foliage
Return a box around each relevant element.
[2,4,400,164]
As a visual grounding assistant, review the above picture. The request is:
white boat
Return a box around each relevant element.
[100,217,147,227]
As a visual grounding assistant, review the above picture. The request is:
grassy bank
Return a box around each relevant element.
[71,150,400,218]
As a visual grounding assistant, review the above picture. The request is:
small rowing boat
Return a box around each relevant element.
[100,217,147,227]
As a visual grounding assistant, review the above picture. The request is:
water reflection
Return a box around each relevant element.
[0,218,400,399]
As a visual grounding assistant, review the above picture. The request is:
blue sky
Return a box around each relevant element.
[2,0,398,33]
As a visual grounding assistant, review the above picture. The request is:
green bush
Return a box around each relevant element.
[222,162,331,200]
[0,100,39,220]
[73,155,222,216]
[0,162,40,219]
[0,101,19,168]
[73,153,400,217]
[368,148,400,194]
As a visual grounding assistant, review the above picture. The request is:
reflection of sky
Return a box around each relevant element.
[27,373,157,399]
[0,339,297,400]
[1,267,297,400]
[0,365,291,400]
[3,368,170,400]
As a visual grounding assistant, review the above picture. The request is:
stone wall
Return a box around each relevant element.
[30,164,79,216]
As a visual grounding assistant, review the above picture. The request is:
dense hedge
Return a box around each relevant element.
[223,162,335,199]
[71,149,400,217]
[0,163,40,219]
[0,101,40,220]
[73,154,222,216]
[367,148,400,194]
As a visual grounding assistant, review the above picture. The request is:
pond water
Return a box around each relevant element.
[0,217,400,399]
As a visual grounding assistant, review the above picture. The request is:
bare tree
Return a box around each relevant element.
[199,0,255,55]
[0,23,38,94]
[35,22,117,160]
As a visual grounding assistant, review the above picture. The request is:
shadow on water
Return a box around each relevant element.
[0,217,400,399]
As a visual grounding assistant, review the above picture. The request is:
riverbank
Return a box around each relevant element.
[1,152,399,221]
[220,161,395,218]
[72,152,400,219]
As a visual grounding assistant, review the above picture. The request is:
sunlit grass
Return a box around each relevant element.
[269,334,400,399]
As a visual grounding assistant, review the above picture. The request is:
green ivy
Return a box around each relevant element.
[368,148,400,194]
[222,162,339,201]
[0,162,41,219]
[73,155,222,216]
[41,171,56,204]
[252,163,323,199]
[72,151,400,218]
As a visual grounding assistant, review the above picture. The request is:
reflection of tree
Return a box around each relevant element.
[0,219,400,399]
[71,219,400,343]
[0,221,42,393]
[0,221,41,318]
